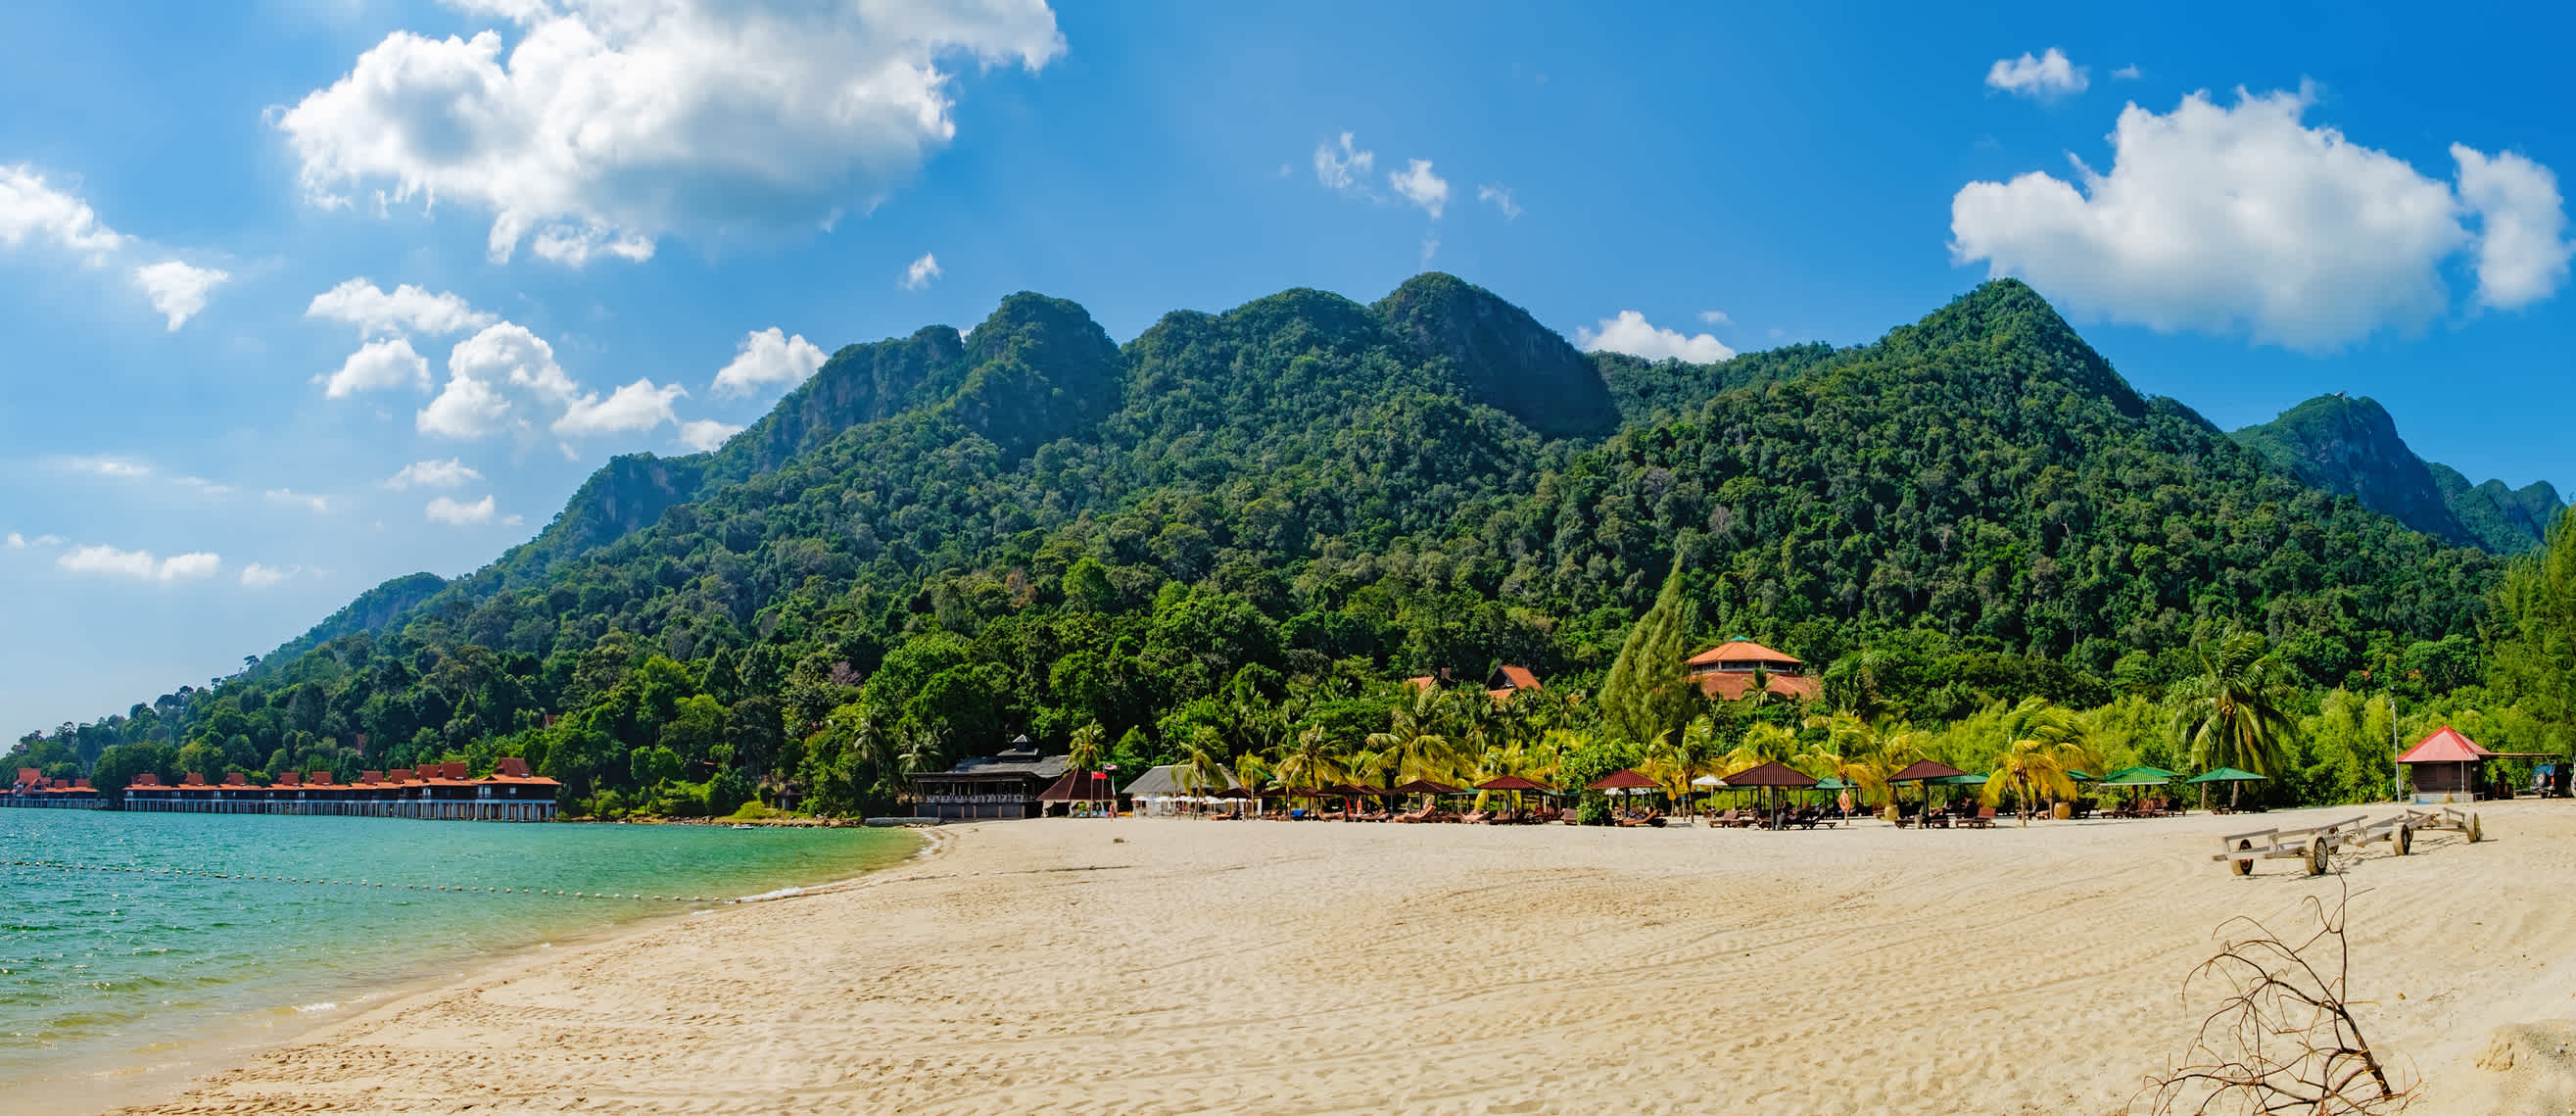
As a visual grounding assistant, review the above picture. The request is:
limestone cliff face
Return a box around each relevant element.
[2231,395,2475,548]
[2235,394,2564,554]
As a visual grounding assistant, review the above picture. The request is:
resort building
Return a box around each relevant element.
[1686,639,1822,702]
[6,768,104,808]
[909,739,1070,820]
[1486,665,1542,704]
[114,759,560,820]
[1118,763,1251,817]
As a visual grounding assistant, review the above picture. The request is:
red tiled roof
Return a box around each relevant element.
[1686,639,1802,667]
[1695,672,1822,702]
[2397,726,2492,764]
[1494,665,1541,691]
[1404,675,1439,692]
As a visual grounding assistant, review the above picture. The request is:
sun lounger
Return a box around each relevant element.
[1959,806,1997,829]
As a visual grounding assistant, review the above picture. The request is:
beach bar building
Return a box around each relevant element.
[1686,639,1822,702]
[2398,727,2492,805]
[910,740,1070,820]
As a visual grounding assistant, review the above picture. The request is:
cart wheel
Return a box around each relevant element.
[2394,826,2410,856]
[2306,839,2329,876]
[2231,839,2255,876]
[2467,814,2482,844]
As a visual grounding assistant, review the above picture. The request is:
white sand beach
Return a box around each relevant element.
[114,801,2576,1114]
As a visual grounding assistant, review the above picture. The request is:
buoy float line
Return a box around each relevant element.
[2,860,721,902]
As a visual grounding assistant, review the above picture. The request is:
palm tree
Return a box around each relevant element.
[1171,726,1231,800]
[2167,628,2298,801]
[1984,698,2085,825]
[1269,723,1341,807]
[1065,720,1107,811]
[1719,721,1800,776]
[1367,689,1455,785]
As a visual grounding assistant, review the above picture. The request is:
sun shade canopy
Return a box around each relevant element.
[2185,767,2268,784]
[1586,769,1659,791]
[1472,775,1556,793]
[1887,759,1967,783]
[1719,761,1818,788]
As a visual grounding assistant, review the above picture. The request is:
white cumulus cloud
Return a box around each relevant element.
[678,417,743,452]
[1314,132,1374,196]
[1575,311,1736,364]
[1949,86,2571,350]
[2113,64,2142,80]
[322,337,432,397]
[553,378,687,437]
[58,544,221,584]
[1986,48,2088,99]
[1698,309,1731,324]
[306,277,495,338]
[2454,145,2575,310]
[419,322,572,438]
[711,326,828,397]
[132,261,230,330]
[0,165,127,257]
[1390,159,1450,218]
[384,459,484,489]
[239,562,303,589]
[1476,184,1521,220]
[425,494,498,525]
[276,0,1067,264]
[263,489,334,514]
[901,252,942,290]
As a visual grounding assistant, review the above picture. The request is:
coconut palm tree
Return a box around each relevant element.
[1268,724,1341,801]
[1064,720,1107,810]
[2167,627,2298,785]
[1367,689,1455,785]
[1171,726,1231,800]
[1984,698,2086,825]
[1719,721,1801,776]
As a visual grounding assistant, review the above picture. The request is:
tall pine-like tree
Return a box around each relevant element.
[1598,558,1696,747]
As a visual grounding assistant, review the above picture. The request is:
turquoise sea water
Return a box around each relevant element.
[0,809,917,1106]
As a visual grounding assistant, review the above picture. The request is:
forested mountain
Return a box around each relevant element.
[2231,393,2563,554]
[13,276,2514,814]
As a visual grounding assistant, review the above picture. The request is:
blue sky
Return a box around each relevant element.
[4,0,2571,736]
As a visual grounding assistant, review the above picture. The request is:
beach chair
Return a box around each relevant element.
[1961,806,1997,829]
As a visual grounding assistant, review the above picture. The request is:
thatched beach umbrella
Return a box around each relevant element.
[1887,758,1967,819]
[1720,760,1817,828]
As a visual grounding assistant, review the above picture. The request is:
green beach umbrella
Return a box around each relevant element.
[2099,765,2177,786]
[2186,766,2267,810]
[2185,767,2266,783]
[2068,770,2099,783]
[1928,773,1989,786]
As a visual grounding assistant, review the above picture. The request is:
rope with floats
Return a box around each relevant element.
[0,859,759,904]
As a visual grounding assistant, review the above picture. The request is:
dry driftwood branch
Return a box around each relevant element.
[2138,854,2417,1114]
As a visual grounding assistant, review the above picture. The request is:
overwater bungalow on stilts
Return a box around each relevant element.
[109,758,561,820]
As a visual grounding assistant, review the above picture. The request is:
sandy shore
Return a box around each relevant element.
[113,801,2576,1114]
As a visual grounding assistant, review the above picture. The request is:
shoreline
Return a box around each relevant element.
[41,826,934,1116]
[104,801,2576,1114]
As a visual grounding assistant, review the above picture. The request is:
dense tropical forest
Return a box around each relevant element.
[14,274,2574,818]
